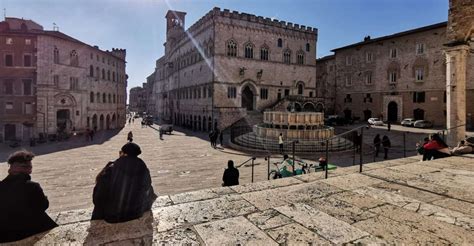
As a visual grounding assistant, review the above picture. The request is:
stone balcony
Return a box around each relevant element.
[10,154,474,245]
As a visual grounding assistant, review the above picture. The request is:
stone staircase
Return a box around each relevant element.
[226,110,263,130]
[10,154,474,245]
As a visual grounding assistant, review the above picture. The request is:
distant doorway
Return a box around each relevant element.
[363,109,372,121]
[344,109,352,120]
[414,108,425,120]
[242,86,254,111]
[57,109,70,132]
[4,124,16,141]
[387,101,398,122]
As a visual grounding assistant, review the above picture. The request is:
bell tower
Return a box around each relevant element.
[164,10,186,55]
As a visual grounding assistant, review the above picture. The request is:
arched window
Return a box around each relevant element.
[113,94,116,103]
[89,65,94,77]
[108,94,111,103]
[95,67,100,78]
[297,51,305,65]
[283,49,291,64]
[227,40,237,57]
[306,43,310,52]
[277,38,282,47]
[90,92,94,103]
[297,83,304,95]
[107,70,110,81]
[53,47,59,64]
[70,50,78,66]
[102,93,106,103]
[112,72,115,82]
[260,45,269,60]
[102,69,105,79]
[96,92,100,103]
[244,43,254,59]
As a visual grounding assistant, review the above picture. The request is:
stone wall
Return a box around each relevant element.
[447,0,474,43]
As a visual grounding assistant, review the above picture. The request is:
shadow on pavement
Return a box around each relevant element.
[0,129,121,163]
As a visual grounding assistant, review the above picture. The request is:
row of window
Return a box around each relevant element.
[89,66,124,83]
[226,40,306,64]
[344,67,426,87]
[89,92,125,104]
[175,86,212,100]
[1,79,33,95]
[345,44,426,66]
[227,84,306,99]
[344,91,445,104]
[3,53,34,67]
[3,101,33,114]
[4,37,32,45]
[53,47,124,70]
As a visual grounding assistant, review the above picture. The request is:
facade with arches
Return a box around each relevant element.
[146,8,318,131]
[318,22,474,127]
[29,21,128,137]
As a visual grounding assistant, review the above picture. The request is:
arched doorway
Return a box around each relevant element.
[203,116,207,131]
[111,114,116,129]
[198,116,202,131]
[413,108,425,120]
[303,103,316,112]
[387,102,398,122]
[241,86,254,111]
[92,114,98,130]
[106,115,110,130]
[57,109,71,133]
[344,109,352,120]
[315,103,324,112]
[363,109,372,121]
[208,116,212,131]
[4,124,16,141]
[99,115,104,130]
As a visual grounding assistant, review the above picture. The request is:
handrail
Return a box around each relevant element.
[236,157,256,168]
[442,124,466,131]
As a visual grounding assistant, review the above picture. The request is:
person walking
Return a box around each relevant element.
[127,131,133,142]
[0,150,58,243]
[128,118,131,125]
[278,133,284,154]
[209,130,215,148]
[219,131,224,147]
[90,128,95,141]
[373,134,381,157]
[387,121,391,131]
[222,160,239,186]
[92,143,156,223]
[382,135,391,159]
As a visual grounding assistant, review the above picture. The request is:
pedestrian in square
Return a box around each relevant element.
[382,135,391,159]
[373,134,381,157]
[0,150,58,243]
[219,131,224,147]
[278,133,284,154]
[387,121,391,131]
[127,131,133,142]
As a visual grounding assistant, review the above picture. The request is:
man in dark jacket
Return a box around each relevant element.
[92,142,156,223]
[0,150,58,243]
[222,160,239,186]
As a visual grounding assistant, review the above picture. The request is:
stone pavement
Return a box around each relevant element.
[0,121,285,213]
[8,154,474,245]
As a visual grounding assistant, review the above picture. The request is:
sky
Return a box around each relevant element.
[1,0,448,95]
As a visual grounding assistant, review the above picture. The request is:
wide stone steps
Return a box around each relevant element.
[10,155,474,245]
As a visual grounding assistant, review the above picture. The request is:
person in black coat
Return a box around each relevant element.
[0,150,57,243]
[91,143,156,223]
[222,160,239,186]
[373,134,381,157]
[382,135,391,159]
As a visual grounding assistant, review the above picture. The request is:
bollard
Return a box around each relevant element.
[267,156,270,180]
[292,141,297,175]
[251,157,256,183]
[403,132,407,157]
[360,127,363,172]
[325,139,329,179]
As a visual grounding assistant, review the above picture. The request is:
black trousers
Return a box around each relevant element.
[279,144,284,153]
[423,149,450,161]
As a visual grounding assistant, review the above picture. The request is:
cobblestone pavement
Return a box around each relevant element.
[1,121,472,214]
[11,155,474,245]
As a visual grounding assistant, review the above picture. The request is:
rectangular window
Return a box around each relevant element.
[416,43,425,55]
[260,88,268,100]
[309,91,313,97]
[208,87,212,98]
[53,75,59,87]
[4,80,13,95]
[24,102,33,114]
[6,38,12,45]
[23,79,32,95]
[365,72,372,85]
[24,54,32,67]
[5,54,13,67]
[345,56,352,65]
[415,68,424,81]
[203,87,206,98]
[389,72,397,83]
[366,52,373,62]
[344,94,352,103]
[227,87,236,98]
[25,39,31,45]
[284,89,290,96]
[345,75,352,86]
[5,102,13,110]
[413,92,426,103]
[390,48,397,58]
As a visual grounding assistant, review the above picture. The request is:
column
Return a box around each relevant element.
[445,44,469,146]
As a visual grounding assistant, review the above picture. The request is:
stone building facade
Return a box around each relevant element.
[0,18,39,142]
[318,22,474,127]
[129,86,146,113]
[0,17,127,142]
[149,8,318,131]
